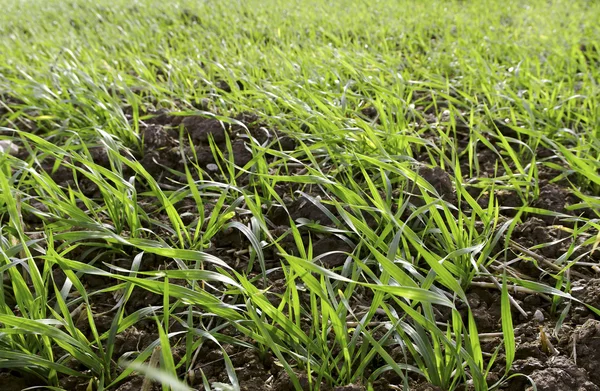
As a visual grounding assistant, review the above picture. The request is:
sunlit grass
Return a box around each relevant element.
[1,0,600,390]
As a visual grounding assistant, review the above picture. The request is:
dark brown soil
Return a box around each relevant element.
[0,373,31,391]
[416,165,455,201]
[136,110,296,182]
[520,356,599,391]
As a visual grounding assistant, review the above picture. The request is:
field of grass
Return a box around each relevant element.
[1,0,600,390]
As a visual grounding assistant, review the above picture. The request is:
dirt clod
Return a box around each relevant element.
[527,356,599,391]
[417,166,454,200]
[312,236,353,267]
[513,217,567,259]
[274,135,297,151]
[141,124,177,150]
[572,319,600,385]
[269,195,337,227]
[181,116,227,145]
[466,291,500,332]
[272,371,311,391]
[533,183,570,216]
[231,138,253,166]
[571,279,600,323]
[360,106,379,121]
[0,373,31,391]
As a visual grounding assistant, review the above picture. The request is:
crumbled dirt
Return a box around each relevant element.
[406,165,456,211]
[88,146,112,168]
[500,291,600,391]
[191,348,279,391]
[533,183,572,218]
[136,110,296,182]
[572,279,600,309]
[271,371,312,391]
[113,326,155,357]
[495,189,524,215]
[473,146,505,178]
[466,290,501,332]
[142,123,178,150]
[522,356,598,391]
[417,166,455,201]
[572,319,600,385]
[512,217,567,259]
[179,116,227,145]
[508,218,599,282]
